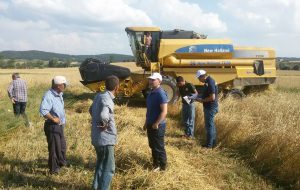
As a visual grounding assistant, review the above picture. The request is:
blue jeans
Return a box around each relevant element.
[204,107,218,147]
[182,103,195,137]
[93,145,115,190]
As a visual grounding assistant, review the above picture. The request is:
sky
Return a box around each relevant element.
[0,0,299,57]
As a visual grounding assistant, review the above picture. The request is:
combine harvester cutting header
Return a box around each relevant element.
[79,27,276,103]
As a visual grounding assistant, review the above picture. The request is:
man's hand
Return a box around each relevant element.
[52,117,61,124]
[152,123,159,129]
[11,98,16,104]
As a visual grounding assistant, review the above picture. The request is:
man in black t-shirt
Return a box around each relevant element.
[195,70,218,148]
[176,76,198,138]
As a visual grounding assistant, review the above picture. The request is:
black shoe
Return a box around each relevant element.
[50,168,60,175]
[60,161,70,167]
[201,144,213,149]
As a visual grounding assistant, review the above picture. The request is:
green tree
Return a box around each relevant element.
[293,65,300,70]
[49,58,59,67]
[7,59,16,68]
[279,62,289,70]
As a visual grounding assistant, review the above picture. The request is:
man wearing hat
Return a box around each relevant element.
[143,72,168,171]
[195,70,218,148]
[40,76,68,174]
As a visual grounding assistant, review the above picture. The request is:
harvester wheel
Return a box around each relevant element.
[142,76,179,104]
[142,89,151,99]
[226,89,246,99]
[161,76,179,104]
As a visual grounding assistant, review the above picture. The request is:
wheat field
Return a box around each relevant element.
[0,66,299,189]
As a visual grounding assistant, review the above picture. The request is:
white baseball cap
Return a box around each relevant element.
[147,72,162,81]
[195,70,206,78]
[53,76,67,84]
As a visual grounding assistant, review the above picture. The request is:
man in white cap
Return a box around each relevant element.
[195,70,218,148]
[40,76,68,174]
[143,72,168,171]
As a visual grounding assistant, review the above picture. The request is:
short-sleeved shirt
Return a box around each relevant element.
[178,82,196,104]
[146,87,168,126]
[201,76,218,109]
[40,89,66,125]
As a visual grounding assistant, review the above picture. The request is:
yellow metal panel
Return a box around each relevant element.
[158,39,233,59]
[234,47,276,58]
[236,66,277,78]
[163,67,237,85]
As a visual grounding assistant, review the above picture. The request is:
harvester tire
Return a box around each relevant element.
[226,89,246,99]
[142,89,151,99]
[161,76,179,104]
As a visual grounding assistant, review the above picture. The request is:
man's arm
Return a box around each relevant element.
[201,93,215,102]
[40,95,60,124]
[152,103,167,129]
[99,103,110,128]
[44,113,60,124]
[7,83,15,103]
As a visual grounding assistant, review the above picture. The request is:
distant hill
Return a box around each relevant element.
[0,50,135,63]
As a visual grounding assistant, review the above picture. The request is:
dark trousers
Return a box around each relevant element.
[44,121,67,172]
[147,123,167,170]
[13,102,29,126]
[13,101,26,116]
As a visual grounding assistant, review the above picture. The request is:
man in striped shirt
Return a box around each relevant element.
[7,73,28,116]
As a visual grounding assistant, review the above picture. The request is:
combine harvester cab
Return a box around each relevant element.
[80,27,276,103]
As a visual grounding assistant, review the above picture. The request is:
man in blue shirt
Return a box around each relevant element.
[40,76,68,174]
[195,70,218,148]
[143,72,168,171]
[90,75,119,190]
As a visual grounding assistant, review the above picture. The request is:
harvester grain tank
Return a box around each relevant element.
[80,27,276,103]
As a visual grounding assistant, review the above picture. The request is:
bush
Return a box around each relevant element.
[292,64,300,70]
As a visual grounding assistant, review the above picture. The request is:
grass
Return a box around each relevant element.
[0,67,299,189]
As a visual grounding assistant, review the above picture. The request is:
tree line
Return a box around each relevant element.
[277,61,300,70]
[0,56,78,69]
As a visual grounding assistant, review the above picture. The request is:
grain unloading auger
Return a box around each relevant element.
[80,27,276,103]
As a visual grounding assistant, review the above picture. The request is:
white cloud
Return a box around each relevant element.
[218,0,300,56]
[134,0,227,33]
[0,0,9,10]
[0,0,299,56]
[0,0,228,54]
[11,0,152,28]
[0,17,50,30]
[219,0,299,31]
[294,1,300,31]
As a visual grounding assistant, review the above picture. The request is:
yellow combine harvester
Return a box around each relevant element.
[79,26,276,103]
